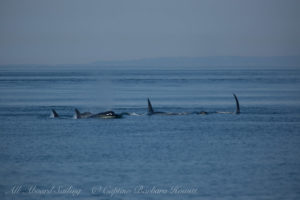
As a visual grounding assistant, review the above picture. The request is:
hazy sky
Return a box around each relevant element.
[0,0,299,65]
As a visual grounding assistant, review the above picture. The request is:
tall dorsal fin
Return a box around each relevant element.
[233,93,240,114]
[147,98,154,114]
[74,108,81,119]
[50,109,59,118]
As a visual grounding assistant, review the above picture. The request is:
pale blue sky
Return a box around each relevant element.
[0,0,299,65]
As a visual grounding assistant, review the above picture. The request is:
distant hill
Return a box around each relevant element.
[1,56,299,68]
[92,56,300,68]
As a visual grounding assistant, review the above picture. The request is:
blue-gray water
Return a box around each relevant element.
[0,66,300,200]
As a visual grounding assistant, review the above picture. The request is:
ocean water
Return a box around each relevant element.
[0,65,300,200]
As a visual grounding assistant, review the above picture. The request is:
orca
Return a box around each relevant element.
[233,93,240,114]
[148,98,167,115]
[74,109,122,119]
[90,110,122,119]
[147,98,207,115]
[147,98,184,115]
[147,98,164,115]
[215,93,240,114]
[50,109,59,118]
[193,111,208,115]
[147,93,240,116]
[74,109,93,119]
[50,109,124,119]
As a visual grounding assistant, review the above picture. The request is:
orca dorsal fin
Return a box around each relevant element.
[51,109,59,118]
[74,108,81,119]
[233,93,240,114]
[147,98,154,114]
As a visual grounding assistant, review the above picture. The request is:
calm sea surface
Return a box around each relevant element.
[0,65,300,200]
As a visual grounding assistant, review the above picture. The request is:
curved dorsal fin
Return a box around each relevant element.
[233,93,240,114]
